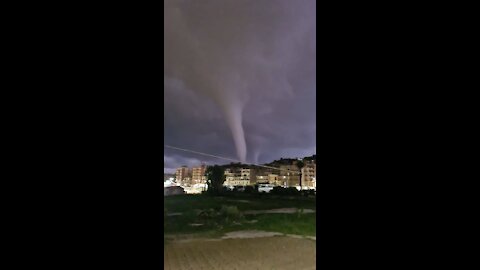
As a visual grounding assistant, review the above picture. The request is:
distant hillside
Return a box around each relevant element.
[304,155,316,161]
[266,155,316,167]
[203,155,316,170]
[219,162,253,169]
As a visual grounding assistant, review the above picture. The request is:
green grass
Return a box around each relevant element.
[164,193,315,212]
[164,194,316,237]
[237,213,316,236]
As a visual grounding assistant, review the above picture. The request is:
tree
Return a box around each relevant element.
[205,165,226,195]
[296,160,305,190]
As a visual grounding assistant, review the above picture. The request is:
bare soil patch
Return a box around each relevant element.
[243,207,315,215]
[221,230,283,239]
[166,212,183,216]
[164,236,316,270]
[227,199,251,203]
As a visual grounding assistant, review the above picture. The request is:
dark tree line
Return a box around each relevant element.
[205,165,225,195]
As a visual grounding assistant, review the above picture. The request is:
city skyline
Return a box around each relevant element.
[170,154,316,191]
[166,153,316,176]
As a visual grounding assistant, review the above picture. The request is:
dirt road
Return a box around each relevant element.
[164,236,316,270]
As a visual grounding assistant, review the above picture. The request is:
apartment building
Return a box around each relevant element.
[302,161,316,188]
[256,173,269,184]
[183,177,192,186]
[240,168,256,185]
[224,168,236,186]
[268,173,282,186]
[175,166,191,186]
[279,164,300,187]
[224,167,250,186]
[192,164,207,184]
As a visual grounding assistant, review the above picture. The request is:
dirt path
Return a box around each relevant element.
[243,208,315,214]
[164,236,316,270]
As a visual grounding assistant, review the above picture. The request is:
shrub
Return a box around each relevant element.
[244,186,255,193]
[197,208,218,224]
[219,205,243,223]
[233,186,245,192]
[301,190,313,197]
[220,205,240,217]
[271,186,286,195]
[222,186,232,194]
[285,187,300,196]
[269,186,307,196]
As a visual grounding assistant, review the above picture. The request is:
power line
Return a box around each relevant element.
[165,144,239,163]
[164,144,301,174]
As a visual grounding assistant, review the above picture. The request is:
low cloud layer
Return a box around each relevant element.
[164,0,316,173]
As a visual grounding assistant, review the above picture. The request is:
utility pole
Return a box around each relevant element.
[297,160,305,191]
[300,169,302,191]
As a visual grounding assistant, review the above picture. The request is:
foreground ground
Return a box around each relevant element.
[164,193,316,237]
[164,236,316,270]
[164,194,317,269]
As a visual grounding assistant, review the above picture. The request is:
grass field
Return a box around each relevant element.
[164,193,316,238]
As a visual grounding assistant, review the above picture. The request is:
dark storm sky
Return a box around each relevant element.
[164,0,316,174]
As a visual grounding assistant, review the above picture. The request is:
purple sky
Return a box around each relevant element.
[164,0,316,174]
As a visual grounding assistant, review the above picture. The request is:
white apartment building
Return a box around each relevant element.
[302,162,316,188]
[175,166,191,186]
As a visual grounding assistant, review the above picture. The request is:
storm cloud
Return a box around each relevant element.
[164,0,316,173]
